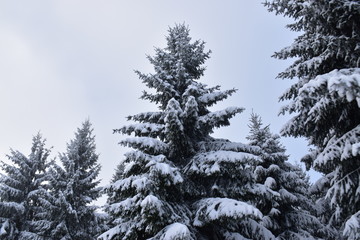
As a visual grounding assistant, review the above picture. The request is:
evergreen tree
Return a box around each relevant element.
[184,136,273,239]
[49,120,105,239]
[265,0,360,238]
[0,134,53,240]
[247,113,336,239]
[100,24,273,240]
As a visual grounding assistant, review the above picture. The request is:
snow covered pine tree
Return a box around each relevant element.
[265,0,360,239]
[247,113,335,239]
[49,120,105,239]
[100,24,275,239]
[0,134,53,240]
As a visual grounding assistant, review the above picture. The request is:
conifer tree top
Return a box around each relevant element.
[116,24,241,162]
[136,24,211,110]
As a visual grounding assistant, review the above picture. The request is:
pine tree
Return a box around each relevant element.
[49,120,105,239]
[247,113,336,239]
[100,24,274,239]
[184,136,274,239]
[0,134,53,240]
[265,0,360,238]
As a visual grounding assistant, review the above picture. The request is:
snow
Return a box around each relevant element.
[110,160,182,193]
[98,225,125,240]
[197,150,259,164]
[124,150,166,163]
[298,68,360,107]
[184,96,199,121]
[140,194,163,216]
[264,177,277,189]
[121,151,183,185]
[110,174,150,191]
[222,231,251,240]
[193,198,262,227]
[198,89,236,107]
[146,159,183,184]
[314,125,360,168]
[165,98,184,135]
[278,188,297,202]
[123,160,136,174]
[107,196,137,215]
[127,111,164,124]
[352,142,360,156]
[0,200,25,215]
[131,176,149,191]
[120,137,168,154]
[198,139,260,154]
[186,150,260,175]
[150,223,193,240]
[120,123,164,136]
[0,220,10,236]
[199,107,244,128]
[343,211,360,240]
[0,182,24,197]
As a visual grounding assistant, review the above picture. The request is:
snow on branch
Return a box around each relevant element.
[298,68,360,107]
[110,174,150,192]
[125,111,164,124]
[343,210,360,240]
[185,151,259,176]
[145,159,183,185]
[120,137,168,155]
[198,139,260,154]
[198,88,237,107]
[199,107,244,129]
[0,201,25,215]
[117,123,164,137]
[110,151,183,190]
[193,198,262,227]
[140,194,164,216]
[148,223,194,240]
[314,125,360,169]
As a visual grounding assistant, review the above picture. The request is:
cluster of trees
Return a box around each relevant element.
[0,121,107,239]
[1,0,359,239]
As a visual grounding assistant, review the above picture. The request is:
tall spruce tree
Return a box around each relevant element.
[100,24,274,240]
[247,113,336,239]
[265,0,360,238]
[0,134,53,240]
[49,120,104,239]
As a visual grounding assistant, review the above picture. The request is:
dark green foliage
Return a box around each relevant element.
[49,120,105,240]
[0,134,53,240]
[247,113,336,239]
[265,0,360,238]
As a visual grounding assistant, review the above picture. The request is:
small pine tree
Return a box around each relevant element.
[247,113,336,239]
[49,120,105,240]
[100,24,273,239]
[0,134,53,240]
[265,0,360,238]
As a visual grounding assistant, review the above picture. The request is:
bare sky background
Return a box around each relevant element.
[0,0,320,202]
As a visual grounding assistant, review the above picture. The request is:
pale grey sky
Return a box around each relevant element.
[0,0,320,195]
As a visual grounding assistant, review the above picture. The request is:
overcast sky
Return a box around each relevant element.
[0,0,320,199]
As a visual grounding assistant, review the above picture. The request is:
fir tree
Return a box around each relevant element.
[0,134,53,240]
[49,120,105,239]
[100,24,273,239]
[247,113,336,239]
[184,137,274,239]
[265,0,360,238]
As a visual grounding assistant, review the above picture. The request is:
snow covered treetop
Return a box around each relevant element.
[136,24,212,110]
[115,24,243,163]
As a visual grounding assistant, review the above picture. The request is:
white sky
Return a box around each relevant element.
[0,0,321,198]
